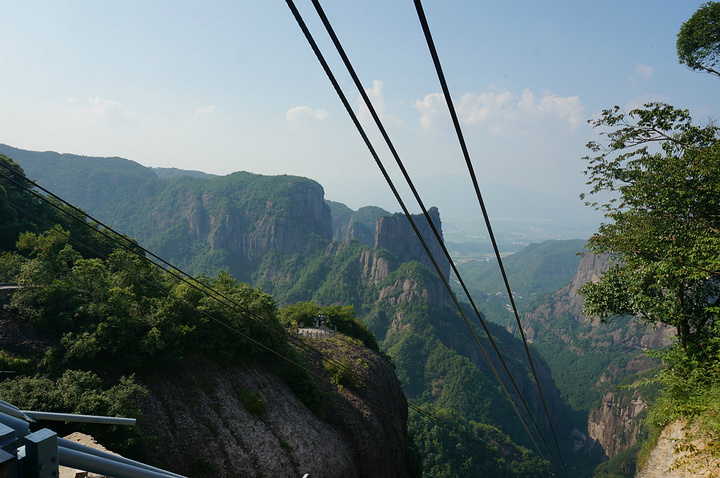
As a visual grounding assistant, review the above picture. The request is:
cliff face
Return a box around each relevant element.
[152,176,333,266]
[637,419,719,478]
[587,390,648,459]
[524,253,673,348]
[522,252,676,461]
[7,145,334,281]
[374,207,449,281]
[141,337,409,478]
[330,203,388,247]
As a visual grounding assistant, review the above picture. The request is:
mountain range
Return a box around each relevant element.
[0,144,681,476]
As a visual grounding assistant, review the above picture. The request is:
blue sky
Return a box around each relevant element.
[2,1,718,230]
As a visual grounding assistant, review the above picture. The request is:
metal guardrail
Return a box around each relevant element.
[0,404,188,478]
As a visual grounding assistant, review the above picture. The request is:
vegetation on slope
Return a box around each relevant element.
[456,239,585,326]
[577,3,720,473]
[0,158,327,456]
[1,150,563,473]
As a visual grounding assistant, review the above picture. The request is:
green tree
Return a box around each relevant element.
[677,1,720,78]
[579,103,720,350]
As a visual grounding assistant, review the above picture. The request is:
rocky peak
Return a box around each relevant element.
[374,207,449,281]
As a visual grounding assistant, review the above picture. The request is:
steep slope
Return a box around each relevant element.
[328,200,389,247]
[142,338,409,478]
[455,239,586,326]
[636,419,719,478]
[0,297,410,477]
[2,146,567,475]
[256,207,566,474]
[519,251,675,463]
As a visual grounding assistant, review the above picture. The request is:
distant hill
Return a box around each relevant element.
[454,239,586,325]
[152,166,217,180]
[1,144,332,283]
[458,239,586,297]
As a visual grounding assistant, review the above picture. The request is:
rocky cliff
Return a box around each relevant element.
[142,336,409,478]
[6,143,335,281]
[636,418,719,477]
[522,253,673,348]
[587,389,648,459]
[329,202,389,247]
[521,251,676,462]
[146,173,333,276]
[374,207,450,281]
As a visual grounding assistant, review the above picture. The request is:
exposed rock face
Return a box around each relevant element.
[359,249,392,285]
[151,175,333,270]
[331,204,388,247]
[521,251,677,462]
[523,251,675,349]
[374,207,449,281]
[142,337,409,478]
[637,419,719,477]
[587,390,648,459]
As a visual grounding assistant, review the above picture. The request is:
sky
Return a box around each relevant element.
[2,1,719,234]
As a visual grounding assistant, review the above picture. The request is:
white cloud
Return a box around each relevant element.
[518,89,584,126]
[186,105,217,126]
[54,96,148,126]
[285,105,328,123]
[358,80,404,127]
[632,64,654,83]
[458,88,515,126]
[415,86,584,133]
[413,92,446,129]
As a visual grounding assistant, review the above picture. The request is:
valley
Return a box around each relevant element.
[0,146,703,476]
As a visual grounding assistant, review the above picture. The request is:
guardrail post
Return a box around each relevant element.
[0,447,18,478]
[0,422,18,478]
[24,428,58,478]
[0,423,16,455]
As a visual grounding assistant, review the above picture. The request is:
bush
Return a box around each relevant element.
[0,370,149,456]
[237,386,266,416]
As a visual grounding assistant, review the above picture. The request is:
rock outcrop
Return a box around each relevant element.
[637,418,719,477]
[523,253,676,349]
[141,336,409,478]
[330,203,389,247]
[521,251,677,462]
[587,390,648,459]
[374,207,449,281]
[148,173,333,277]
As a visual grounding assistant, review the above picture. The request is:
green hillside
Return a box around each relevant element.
[0,150,561,476]
[455,239,585,326]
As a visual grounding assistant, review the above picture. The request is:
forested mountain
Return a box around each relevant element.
[0,144,332,283]
[4,142,706,476]
[455,239,586,326]
[0,154,412,477]
[0,148,561,476]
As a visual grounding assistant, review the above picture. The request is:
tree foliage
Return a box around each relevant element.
[579,103,720,349]
[409,406,551,478]
[0,370,147,455]
[677,1,720,78]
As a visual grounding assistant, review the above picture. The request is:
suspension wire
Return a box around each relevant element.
[411,0,568,472]
[284,0,557,462]
[0,7,563,468]
[0,168,501,456]
[304,1,569,471]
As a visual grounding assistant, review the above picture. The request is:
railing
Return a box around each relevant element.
[0,399,187,478]
[295,325,338,339]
